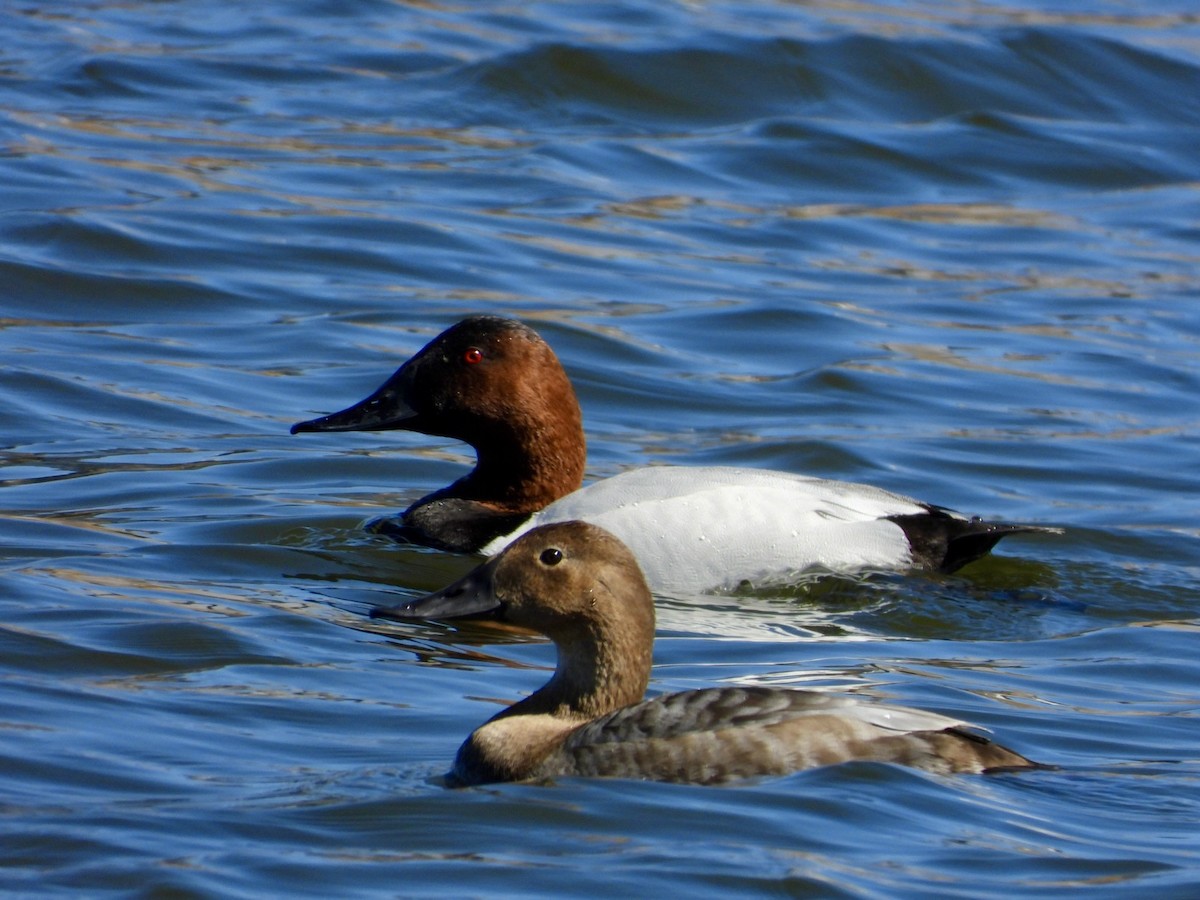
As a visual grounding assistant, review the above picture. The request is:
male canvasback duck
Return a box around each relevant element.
[292,315,1061,594]
[371,521,1041,785]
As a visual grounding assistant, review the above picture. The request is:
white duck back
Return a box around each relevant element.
[482,466,929,594]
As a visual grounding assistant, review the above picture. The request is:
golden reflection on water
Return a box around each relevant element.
[33,565,266,612]
[2,511,151,540]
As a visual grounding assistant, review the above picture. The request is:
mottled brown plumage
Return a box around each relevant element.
[373,522,1041,786]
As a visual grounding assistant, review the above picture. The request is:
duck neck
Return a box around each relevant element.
[503,615,653,724]
[459,405,586,514]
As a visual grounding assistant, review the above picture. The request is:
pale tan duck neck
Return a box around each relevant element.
[503,618,653,724]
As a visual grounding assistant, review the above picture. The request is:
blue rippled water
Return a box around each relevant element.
[2,2,1198,897]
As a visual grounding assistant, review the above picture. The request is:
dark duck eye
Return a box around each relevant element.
[462,347,484,365]
[539,547,563,566]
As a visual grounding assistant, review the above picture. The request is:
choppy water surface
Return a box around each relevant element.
[2,1,1198,896]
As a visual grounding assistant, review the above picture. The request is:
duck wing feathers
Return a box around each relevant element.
[537,686,1034,783]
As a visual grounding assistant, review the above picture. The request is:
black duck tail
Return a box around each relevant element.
[888,509,1063,573]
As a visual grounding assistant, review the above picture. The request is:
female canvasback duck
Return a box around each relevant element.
[292,315,1060,594]
[371,521,1040,785]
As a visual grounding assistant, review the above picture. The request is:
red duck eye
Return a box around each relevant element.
[463,347,484,365]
